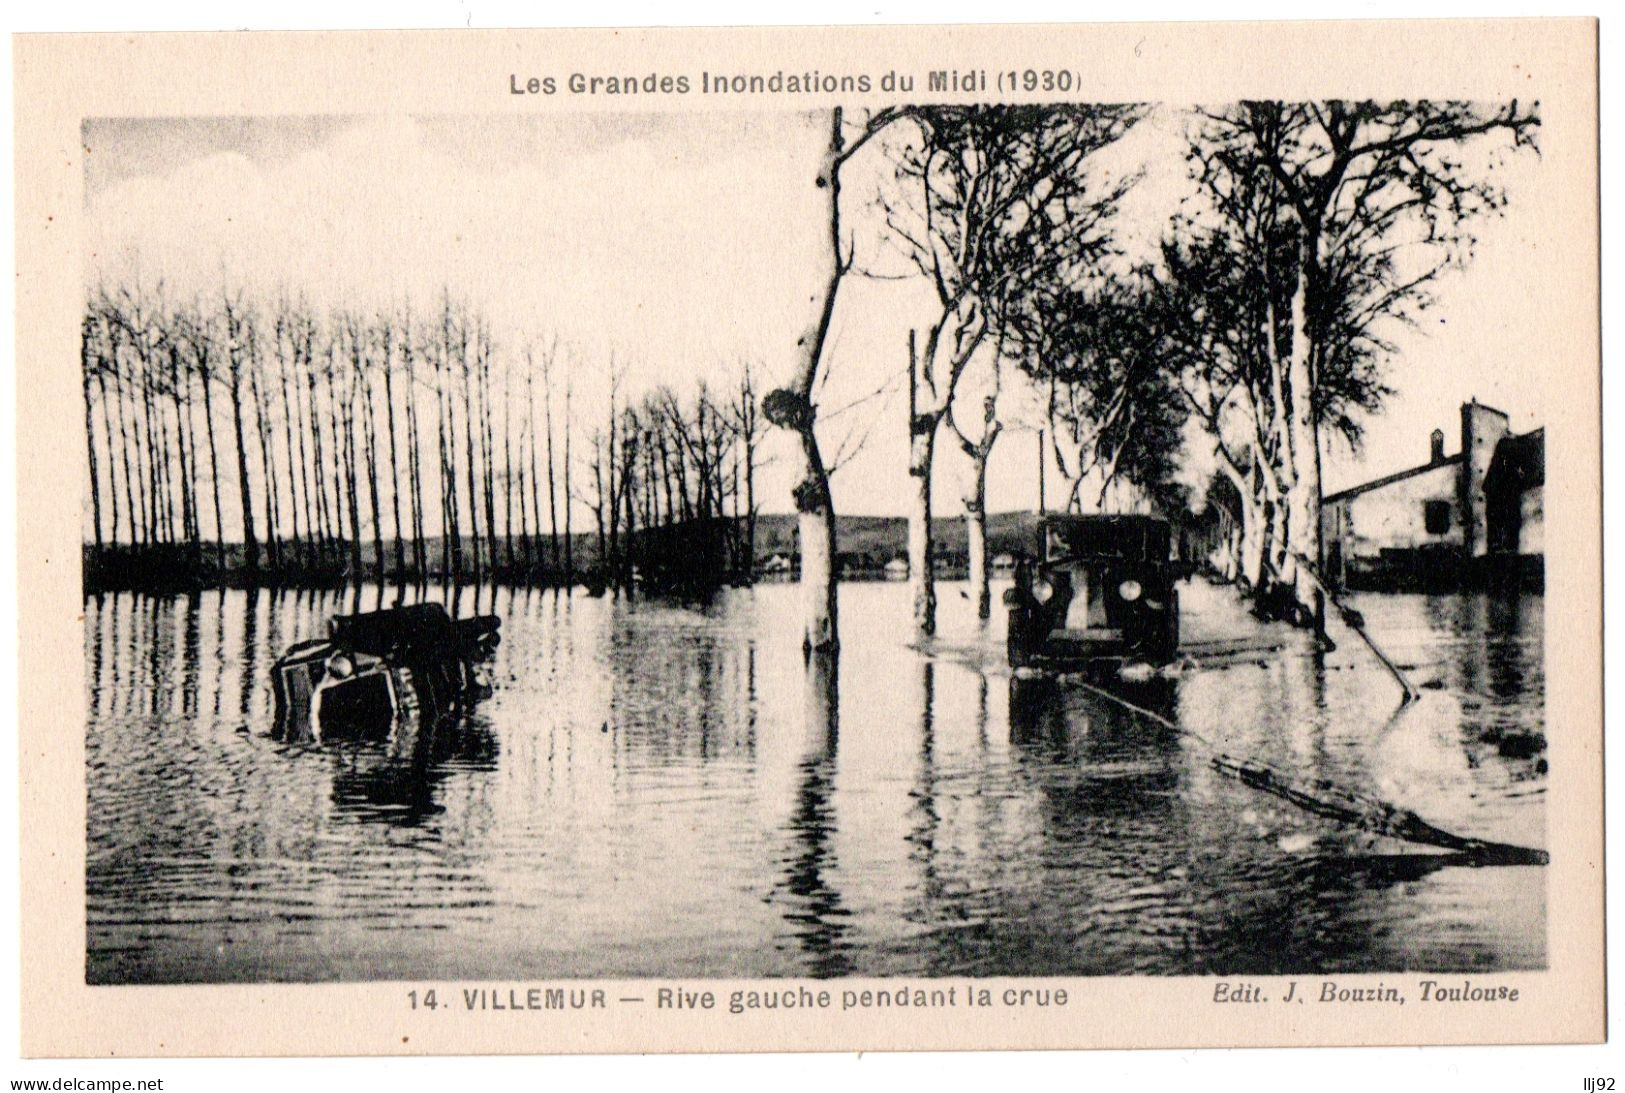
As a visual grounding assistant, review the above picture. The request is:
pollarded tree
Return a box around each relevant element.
[762,106,908,655]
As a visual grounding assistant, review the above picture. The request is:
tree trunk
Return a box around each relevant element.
[276,337,304,569]
[1280,232,1324,625]
[81,327,104,552]
[326,363,350,565]
[198,365,224,570]
[98,367,119,550]
[305,372,331,567]
[339,378,363,576]
[362,374,384,579]
[138,366,160,544]
[1266,495,1288,588]
[125,362,149,546]
[461,347,482,578]
[966,500,989,620]
[382,338,405,577]
[514,366,532,574]
[591,447,607,567]
[538,372,553,576]
[658,434,675,529]
[111,357,137,546]
[768,110,850,654]
[796,448,838,653]
[156,379,177,545]
[1217,459,1262,588]
[251,368,281,571]
[605,411,619,582]
[501,358,516,572]
[621,443,637,595]
[562,384,573,582]
[404,363,426,576]
[229,379,259,573]
[477,337,499,575]
[743,421,757,580]
[168,346,197,556]
[436,335,463,577]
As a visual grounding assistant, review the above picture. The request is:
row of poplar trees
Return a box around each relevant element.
[81,286,764,590]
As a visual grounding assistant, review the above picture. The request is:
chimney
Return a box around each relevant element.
[1430,429,1445,463]
[1460,400,1511,558]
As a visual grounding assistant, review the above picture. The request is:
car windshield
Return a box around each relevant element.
[1041,518,1169,563]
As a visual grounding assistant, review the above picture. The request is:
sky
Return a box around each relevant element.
[84,106,1551,522]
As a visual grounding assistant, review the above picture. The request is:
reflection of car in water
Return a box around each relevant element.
[1004,514,1180,668]
[271,603,500,743]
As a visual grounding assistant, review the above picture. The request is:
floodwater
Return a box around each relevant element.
[84,578,1546,983]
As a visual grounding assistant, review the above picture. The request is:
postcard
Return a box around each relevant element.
[13,17,1601,1056]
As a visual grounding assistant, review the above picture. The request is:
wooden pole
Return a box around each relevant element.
[1037,428,1046,515]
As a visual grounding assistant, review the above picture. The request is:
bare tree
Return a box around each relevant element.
[221,287,260,573]
[435,294,464,577]
[81,310,105,553]
[400,305,428,575]
[247,324,282,570]
[377,313,406,576]
[272,299,307,569]
[732,360,763,578]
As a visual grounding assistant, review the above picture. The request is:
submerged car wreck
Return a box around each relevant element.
[272,603,501,743]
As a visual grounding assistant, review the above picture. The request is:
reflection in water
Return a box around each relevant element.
[327,717,501,827]
[86,580,1546,983]
[773,649,850,977]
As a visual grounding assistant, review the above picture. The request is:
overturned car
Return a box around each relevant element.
[1004,514,1181,669]
[272,603,501,743]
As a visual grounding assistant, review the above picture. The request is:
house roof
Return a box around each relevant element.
[1324,453,1463,505]
[1325,425,1544,506]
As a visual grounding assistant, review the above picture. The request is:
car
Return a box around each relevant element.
[272,603,501,743]
[1003,513,1181,668]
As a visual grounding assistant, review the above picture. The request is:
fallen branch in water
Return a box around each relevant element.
[1209,753,1548,866]
[1068,679,1547,867]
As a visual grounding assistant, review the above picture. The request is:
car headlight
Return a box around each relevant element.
[1118,579,1143,602]
[326,653,355,680]
[1032,576,1056,604]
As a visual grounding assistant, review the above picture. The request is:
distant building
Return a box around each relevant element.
[760,553,794,575]
[1321,400,1543,591]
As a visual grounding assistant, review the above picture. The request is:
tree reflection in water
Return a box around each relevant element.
[773,648,851,977]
